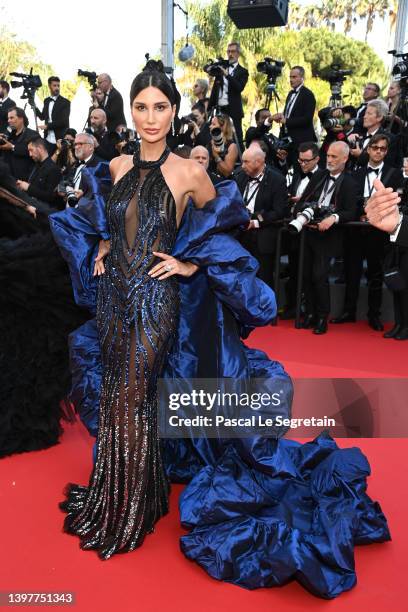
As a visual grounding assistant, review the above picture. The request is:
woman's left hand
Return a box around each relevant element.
[211,142,222,156]
[148,252,198,279]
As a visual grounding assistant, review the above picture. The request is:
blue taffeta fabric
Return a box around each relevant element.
[49,165,390,599]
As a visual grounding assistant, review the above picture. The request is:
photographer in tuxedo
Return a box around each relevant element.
[88,108,118,161]
[0,81,16,134]
[354,82,380,127]
[0,108,37,180]
[280,142,325,319]
[36,76,70,155]
[348,99,400,168]
[58,133,103,207]
[15,135,61,207]
[245,108,290,174]
[208,42,248,152]
[96,73,126,132]
[271,66,317,168]
[293,141,358,334]
[235,144,287,288]
[332,134,404,331]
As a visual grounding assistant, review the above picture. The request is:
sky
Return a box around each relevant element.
[1,0,405,129]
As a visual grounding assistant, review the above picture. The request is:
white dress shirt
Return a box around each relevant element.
[218,62,238,107]
[284,85,303,119]
[364,162,384,198]
[318,172,341,222]
[46,95,58,144]
[295,166,319,198]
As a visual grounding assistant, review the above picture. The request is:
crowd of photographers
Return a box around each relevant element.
[1,43,408,338]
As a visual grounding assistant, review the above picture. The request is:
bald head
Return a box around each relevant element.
[90,108,107,133]
[242,145,266,177]
[327,141,349,174]
[190,145,209,169]
[97,73,112,93]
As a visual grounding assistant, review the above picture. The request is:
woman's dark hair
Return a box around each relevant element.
[192,102,206,117]
[130,66,176,107]
[63,128,77,139]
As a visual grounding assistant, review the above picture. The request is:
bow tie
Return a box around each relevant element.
[368,167,380,174]
[328,175,336,182]
[248,176,262,184]
[300,171,314,180]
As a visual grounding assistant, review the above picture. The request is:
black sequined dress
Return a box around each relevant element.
[60,149,180,559]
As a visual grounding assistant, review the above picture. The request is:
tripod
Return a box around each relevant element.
[264,80,280,114]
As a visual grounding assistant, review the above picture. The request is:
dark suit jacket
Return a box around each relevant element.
[27,157,61,205]
[353,164,404,216]
[281,85,317,145]
[235,165,287,253]
[68,154,104,193]
[289,168,326,199]
[208,64,249,119]
[396,216,408,247]
[349,127,401,169]
[0,97,16,134]
[36,95,70,141]
[5,127,38,180]
[102,87,126,131]
[296,170,358,224]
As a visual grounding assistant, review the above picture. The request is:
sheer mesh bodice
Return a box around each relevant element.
[59,161,179,559]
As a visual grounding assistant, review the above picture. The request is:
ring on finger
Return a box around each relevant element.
[164,264,173,272]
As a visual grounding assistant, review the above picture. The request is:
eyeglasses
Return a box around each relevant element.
[298,156,317,164]
[369,145,388,152]
[74,142,92,147]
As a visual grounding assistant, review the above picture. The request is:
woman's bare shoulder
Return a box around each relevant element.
[167,154,207,179]
[110,155,133,184]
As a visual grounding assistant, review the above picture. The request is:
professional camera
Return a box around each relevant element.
[10,69,42,101]
[390,51,408,81]
[180,113,196,125]
[116,127,137,155]
[256,58,285,82]
[319,64,352,106]
[60,138,73,150]
[58,178,78,207]
[347,134,363,150]
[273,135,293,152]
[203,58,230,79]
[323,116,356,130]
[0,133,9,146]
[78,69,97,90]
[210,126,225,155]
[287,203,331,234]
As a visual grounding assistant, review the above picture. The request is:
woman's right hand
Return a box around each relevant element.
[93,239,110,276]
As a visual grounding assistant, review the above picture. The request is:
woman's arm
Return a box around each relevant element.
[212,142,238,177]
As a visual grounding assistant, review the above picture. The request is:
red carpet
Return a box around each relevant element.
[1,322,407,612]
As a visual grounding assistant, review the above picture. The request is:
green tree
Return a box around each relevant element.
[0,26,80,102]
[175,0,389,132]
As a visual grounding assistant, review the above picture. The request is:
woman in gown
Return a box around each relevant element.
[52,67,391,598]
[57,70,217,559]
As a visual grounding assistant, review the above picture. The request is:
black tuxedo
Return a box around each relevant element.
[236,165,287,287]
[209,63,248,149]
[349,127,400,169]
[0,97,16,134]
[4,127,38,181]
[26,157,62,205]
[36,95,70,141]
[101,87,126,131]
[341,164,404,318]
[397,216,408,247]
[281,85,317,147]
[93,130,119,162]
[296,170,358,318]
[69,154,104,193]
